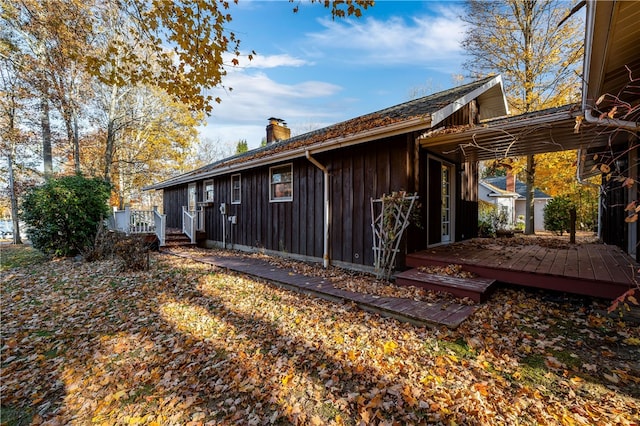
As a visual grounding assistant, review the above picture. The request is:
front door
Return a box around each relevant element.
[188,183,197,212]
[427,157,455,246]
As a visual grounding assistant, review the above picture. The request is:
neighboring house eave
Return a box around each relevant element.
[479,181,518,198]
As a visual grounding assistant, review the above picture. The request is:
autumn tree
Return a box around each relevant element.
[462,0,583,234]
[0,35,26,244]
[235,139,248,155]
[0,23,43,243]
[112,88,203,208]
[1,0,96,175]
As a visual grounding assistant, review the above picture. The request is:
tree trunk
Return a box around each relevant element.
[7,153,23,244]
[41,95,53,176]
[525,154,536,235]
[73,109,80,174]
[104,83,119,183]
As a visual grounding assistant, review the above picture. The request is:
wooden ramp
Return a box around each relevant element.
[395,269,496,302]
[163,249,476,329]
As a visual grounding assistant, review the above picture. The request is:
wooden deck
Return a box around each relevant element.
[406,241,637,300]
[163,249,476,329]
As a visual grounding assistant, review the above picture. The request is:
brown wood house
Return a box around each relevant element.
[144,0,638,299]
[147,76,510,272]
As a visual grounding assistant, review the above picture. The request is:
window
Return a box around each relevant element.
[203,180,214,202]
[270,164,293,202]
[231,174,241,204]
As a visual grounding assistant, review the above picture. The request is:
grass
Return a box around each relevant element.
[0,406,32,426]
[0,244,46,272]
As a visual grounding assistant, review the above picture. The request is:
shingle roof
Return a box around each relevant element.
[483,176,551,199]
[148,76,499,189]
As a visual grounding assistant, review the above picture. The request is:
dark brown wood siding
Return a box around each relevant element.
[457,160,479,241]
[160,135,418,267]
[601,178,627,252]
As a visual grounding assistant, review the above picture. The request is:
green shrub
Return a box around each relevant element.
[543,196,573,236]
[21,175,111,256]
[478,201,497,237]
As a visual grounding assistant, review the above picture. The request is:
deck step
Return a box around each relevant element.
[395,269,496,303]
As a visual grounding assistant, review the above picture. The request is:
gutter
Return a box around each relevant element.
[305,150,330,268]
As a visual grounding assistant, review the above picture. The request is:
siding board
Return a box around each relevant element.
[352,149,365,265]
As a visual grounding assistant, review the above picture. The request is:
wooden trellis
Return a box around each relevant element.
[370,192,418,280]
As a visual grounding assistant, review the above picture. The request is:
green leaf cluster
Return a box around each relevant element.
[543,195,573,236]
[21,175,111,256]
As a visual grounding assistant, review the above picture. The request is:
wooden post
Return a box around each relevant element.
[569,207,577,244]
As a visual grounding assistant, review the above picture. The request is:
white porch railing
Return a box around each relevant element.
[110,206,166,246]
[182,206,196,244]
[181,206,205,244]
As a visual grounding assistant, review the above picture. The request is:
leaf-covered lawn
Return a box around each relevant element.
[1,249,639,425]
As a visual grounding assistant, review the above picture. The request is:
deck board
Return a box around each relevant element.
[585,244,614,282]
[521,246,546,272]
[577,245,595,280]
[549,248,568,275]
[534,246,558,274]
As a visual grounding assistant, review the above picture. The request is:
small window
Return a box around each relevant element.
[204,180,214,202]
[231,174,241,204]
[270,163,293,202]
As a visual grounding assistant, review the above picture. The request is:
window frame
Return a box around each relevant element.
[231,174,241,204]
[203,179,214,202]
[269,163,293,202]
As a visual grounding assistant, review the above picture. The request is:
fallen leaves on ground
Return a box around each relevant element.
[2,247,639,425]
[417,264,477,279]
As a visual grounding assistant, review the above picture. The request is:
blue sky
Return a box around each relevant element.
[203,1,468,149]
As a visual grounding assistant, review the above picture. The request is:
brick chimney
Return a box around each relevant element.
[266,118,290,144]
[506,169,516,192]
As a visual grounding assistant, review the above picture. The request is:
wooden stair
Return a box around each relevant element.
[163,231,196,247]
[395,269,496,303]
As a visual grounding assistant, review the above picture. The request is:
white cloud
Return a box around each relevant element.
[246,53,310,69]
[200,67,344,148]
[224,52,310,69]
[305,10,466,67]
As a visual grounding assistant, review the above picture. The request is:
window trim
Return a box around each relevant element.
[231,174,241,204]
[203,179,214,202]
[269,163,293,202]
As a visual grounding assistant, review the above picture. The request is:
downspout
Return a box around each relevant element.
[305,150,330,268]
[583,108,640,131]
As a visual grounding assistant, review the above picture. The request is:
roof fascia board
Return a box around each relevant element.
[148,115,432,189]
[430,75,507,128]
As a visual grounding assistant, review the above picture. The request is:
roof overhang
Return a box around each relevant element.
[419,107,612,163]
[582,0,640,111]
[578,0,640,179]
[147,76,510,191]
[146,114,432,190]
